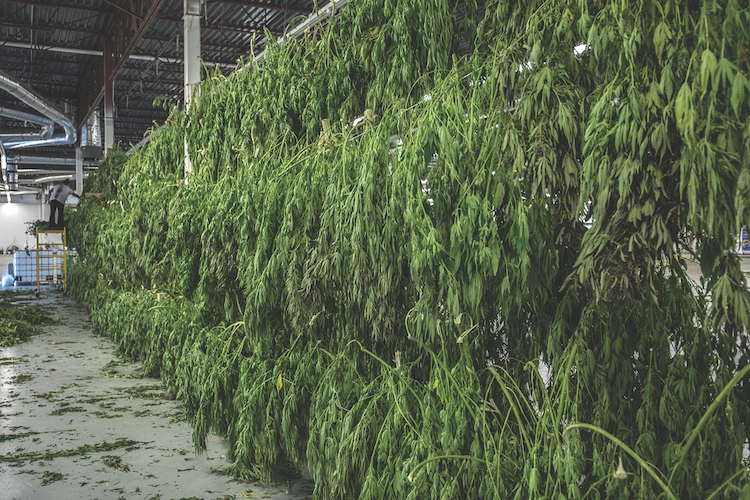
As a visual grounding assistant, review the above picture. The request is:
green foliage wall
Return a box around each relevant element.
[69,1,750,498]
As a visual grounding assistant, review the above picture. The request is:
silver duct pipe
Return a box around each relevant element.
[5,131,74,149]
[8,188,43,196]
[0,130,52,142]
[8,155,79,166]
[18,168,86,175]
[0,105,54,126]
[0,68,76,149]
[0,105,55,142]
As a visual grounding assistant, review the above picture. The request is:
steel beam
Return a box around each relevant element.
[22,1,113,16]
[201,19,281,37]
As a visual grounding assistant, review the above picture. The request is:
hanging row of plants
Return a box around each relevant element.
[69,0,750,498]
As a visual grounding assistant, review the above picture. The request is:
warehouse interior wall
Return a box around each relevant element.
[0,201,45,252]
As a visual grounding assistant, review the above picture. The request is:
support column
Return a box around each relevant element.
[103,40,115,153]
[0,141,8,203]
[75,147,83,196]
[184,0,201,178]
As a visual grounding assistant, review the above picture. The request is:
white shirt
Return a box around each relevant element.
[50,184,75,204]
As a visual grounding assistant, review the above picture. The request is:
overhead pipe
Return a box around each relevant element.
[0,105,54,127]
[0,41,179,64]
[7,155,79,166]
[4,131,74,149]
[9,189,43,195]
[32,174,78,184]
[0,41,233,70]
[18,168,88,175]
[0,130,52,142]
[2,190,42,197]
[0,41,104,57]
[0,105,55,142]
[0,68,76,149]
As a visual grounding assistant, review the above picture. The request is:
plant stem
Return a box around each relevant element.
[564,422,677,500]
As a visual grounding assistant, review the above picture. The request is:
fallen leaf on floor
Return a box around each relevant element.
[41,470,63,485]
[102,455,130,472]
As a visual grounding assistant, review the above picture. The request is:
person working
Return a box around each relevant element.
[48,179,80,229]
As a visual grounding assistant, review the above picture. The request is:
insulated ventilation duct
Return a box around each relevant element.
[81,111,103,160]
[0,68,76,149]
[0,105,54,143]
[6,162,17,190]
[82,112,102,147]
[7,155,79,166]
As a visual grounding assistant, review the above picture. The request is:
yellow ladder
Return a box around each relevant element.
[35,228,68,296]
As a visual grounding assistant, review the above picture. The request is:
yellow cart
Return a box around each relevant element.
[35,228,68,296]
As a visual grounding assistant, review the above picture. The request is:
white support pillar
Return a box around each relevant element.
[0,141,9,203]
[40,182,48,220]
[75,147,83,195]
[104,100,114,152]
[183,0,201,178]
[103,41,115,152]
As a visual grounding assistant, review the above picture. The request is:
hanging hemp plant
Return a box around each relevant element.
[68,0,750,498]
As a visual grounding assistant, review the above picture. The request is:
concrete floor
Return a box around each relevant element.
[0,288,313,500]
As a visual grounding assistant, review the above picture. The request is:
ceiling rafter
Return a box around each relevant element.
[201,18,281,37]
[0,38,255,61]
[19,1,115,16]
[113,105,171,113]
[101,0,143,21]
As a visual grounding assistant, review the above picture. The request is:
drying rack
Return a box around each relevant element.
[35,228,68,296]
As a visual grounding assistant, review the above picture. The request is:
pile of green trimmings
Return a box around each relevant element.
[0,291,55,346]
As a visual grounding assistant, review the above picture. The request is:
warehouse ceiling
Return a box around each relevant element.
[0,0,322,191]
